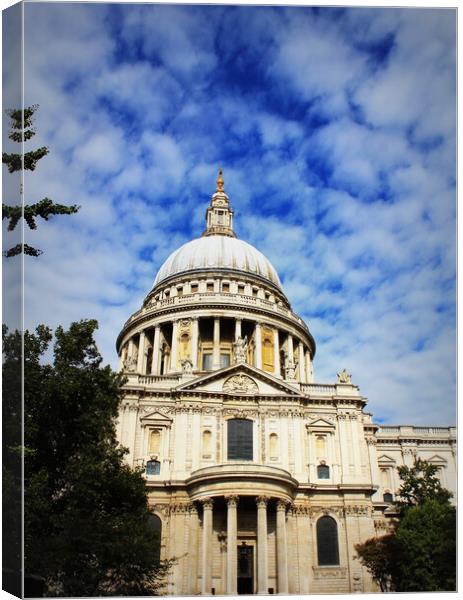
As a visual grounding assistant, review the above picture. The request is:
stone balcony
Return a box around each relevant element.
[122,291,311,335]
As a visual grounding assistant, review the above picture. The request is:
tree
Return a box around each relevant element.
[355,459,456,592]
[3,320,172,596]
[355,533,401,592]
[395,499,456,592]
[395,458,452,508]
[2,105,79,257]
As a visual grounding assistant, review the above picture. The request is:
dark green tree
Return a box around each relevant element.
[355,459,456,592]
[355,533,401,592]
[395,499,456,591]
[2,105,79,257]
[3,320,172,596]
[395,458,452,508]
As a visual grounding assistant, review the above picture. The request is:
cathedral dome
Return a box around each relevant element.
[153,235,282,288]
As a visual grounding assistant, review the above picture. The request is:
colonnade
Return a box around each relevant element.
[199,495,290,595]
[120,316,313,382]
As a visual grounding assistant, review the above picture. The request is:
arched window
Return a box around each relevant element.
[269,433,278,458]
[147,514,162,564]
[146,460,161,475]
[383,492,393,503]
[228,419,253,461]
[317,464,330,479]
[202,430,212,458]
[149,429,161,454]
[316,516,339,566]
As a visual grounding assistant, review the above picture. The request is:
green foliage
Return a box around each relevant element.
[355,459,456,592]
[3,321,171,596]
[4,243,43,257]
[2,105,80,257]
[355,533,401,592]
[396,458,452,508]
[3,198,79,232]
[2,147,49,172]
[395,499,456,591]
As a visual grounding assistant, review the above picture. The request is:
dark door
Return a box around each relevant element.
[237,544,254,594]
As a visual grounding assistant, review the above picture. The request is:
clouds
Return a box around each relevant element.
[3,3,455,426]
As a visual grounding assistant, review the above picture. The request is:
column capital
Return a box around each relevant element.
[199,497,214,510]
[225,494,239,508]
[276,499,290,512]
[256,495,270,508]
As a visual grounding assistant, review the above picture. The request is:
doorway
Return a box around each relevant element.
[237,543,254,594]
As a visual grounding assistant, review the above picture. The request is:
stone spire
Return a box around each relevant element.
[202,168,236,238]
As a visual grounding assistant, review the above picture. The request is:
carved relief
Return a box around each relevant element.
[313,567,348,580]
[223,374,259,394]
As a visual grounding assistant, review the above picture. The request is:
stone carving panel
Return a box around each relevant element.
[223,374,259,394]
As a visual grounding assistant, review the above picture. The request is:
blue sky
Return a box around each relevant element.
[3,2,456,425]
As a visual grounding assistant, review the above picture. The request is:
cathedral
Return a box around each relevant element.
[116,171,456,595]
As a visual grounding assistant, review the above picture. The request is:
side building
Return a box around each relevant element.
[116,172,456,595]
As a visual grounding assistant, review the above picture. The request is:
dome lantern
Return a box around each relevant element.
[202,168,236,238]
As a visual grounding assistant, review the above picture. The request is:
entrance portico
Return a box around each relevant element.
[186,464,296,595]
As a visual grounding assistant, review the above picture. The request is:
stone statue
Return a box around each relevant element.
[284,353,297,380]
[123,356,137,372]
[233,335,248,364]
[181,357,193,375]
[337,368,352,384]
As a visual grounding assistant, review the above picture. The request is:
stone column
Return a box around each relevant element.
[305,351,312,383]
[226,495,239,595]
[273,328,281,377]
[137,331,146,373]
[151,325,161,375]
[255,322,262,369]
[298,341,305,383]
[256,496,269,594]
[191,318,199,370]
[235,318,242,340]
[287,334,294,360]
[128,337,135,360]
[201,498,214,595]
[188,504,200,594]
[212,317,221,370]
[276,500,289,594]
[170,320,178,372]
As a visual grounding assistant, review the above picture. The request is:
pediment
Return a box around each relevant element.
[174,363,302,397]
[427,454,447,464]
[377,454,396,465]
[306,418,336,433]
[140,410,173,426]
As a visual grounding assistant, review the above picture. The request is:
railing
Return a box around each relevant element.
[138,374,182,385]
[300,383,337,395]
[122,292,310,332]
[378,426,456,436]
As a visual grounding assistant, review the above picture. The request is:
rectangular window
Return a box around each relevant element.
[207,283,214,292]
[238,285,245,294]
[191,284,198,293]
[220,353,230,368]
[228,419,253,460]
[222,283,230,293]
[202,354,213,370]
[177,287,183,297]
[146,460,161,475]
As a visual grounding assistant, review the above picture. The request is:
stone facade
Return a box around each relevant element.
[116,172,456,595]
